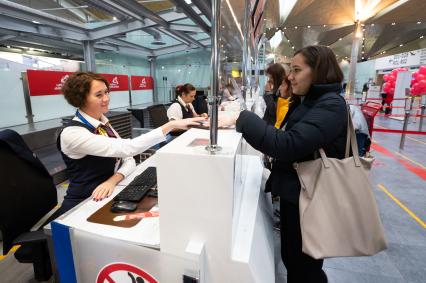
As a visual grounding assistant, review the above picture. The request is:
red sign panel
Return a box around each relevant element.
[100,73,129,92]
[97,263,158,283]
[26,70,130,96]
[131,76,154,90]
[27,70,73,96]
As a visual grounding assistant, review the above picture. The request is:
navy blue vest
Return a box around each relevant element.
[175,99,194,119]
[57,120,117,212]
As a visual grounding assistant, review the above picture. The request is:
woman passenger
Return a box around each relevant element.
[222,45,348,282]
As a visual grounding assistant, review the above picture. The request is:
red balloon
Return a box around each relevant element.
[383,74,390,81]
[389,87,395,94]
[399,67,408,72]
[389,80,395,87]
[419,66,426,75]
[410,87,417,95]
[411,78,417,85]
[391,69,399,77]
[387,75,396,82]
[382,82,390,92]
[417,74,425,81]
[418,79,426,89]
[413,71,419,80]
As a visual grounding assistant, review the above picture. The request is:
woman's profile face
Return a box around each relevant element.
[182,90,196,104]
[288,53,313,96]
[83,80,110,117]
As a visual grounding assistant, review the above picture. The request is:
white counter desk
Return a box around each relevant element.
[50,128,274,283]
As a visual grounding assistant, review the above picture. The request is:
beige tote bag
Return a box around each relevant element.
[294,108,387,259]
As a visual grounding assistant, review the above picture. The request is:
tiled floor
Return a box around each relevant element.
[1,116,425,283]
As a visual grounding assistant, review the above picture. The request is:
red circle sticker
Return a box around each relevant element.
[96,262,158,283]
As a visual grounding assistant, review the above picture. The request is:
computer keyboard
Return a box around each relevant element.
[114,167,157,202]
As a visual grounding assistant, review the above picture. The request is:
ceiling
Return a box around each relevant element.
[0,0,216,59]
[263,0,426,63]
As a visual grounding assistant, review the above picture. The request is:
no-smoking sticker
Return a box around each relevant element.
[97,262,158,283]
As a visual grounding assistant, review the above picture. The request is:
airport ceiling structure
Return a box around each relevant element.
[0,0,221,59]
[0,0,425,65]
[264,0,426,63]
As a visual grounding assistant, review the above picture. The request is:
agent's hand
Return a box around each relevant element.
[172,117,207,130]
[92,180,115,201]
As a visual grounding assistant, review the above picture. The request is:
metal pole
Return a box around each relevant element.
[419,95,426,131]
[399,110,410,150]
[21,72,34,124]
[150,57,158,103]
[206,0,221,153]
[128,75,132,107]
[241,0,250,100]
[347,21,362,99]
[82,40,96,72]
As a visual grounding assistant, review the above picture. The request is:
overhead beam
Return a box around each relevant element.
[168,0,211,33]
[104,0,204,47]
[0,34,17,41]
[0,15,88,40]
[0,0,85,32]
[103,38,154,55]
[169,23,203,33]
[53,0,89,23]
[154,38,210,56]
[191,0,212,21]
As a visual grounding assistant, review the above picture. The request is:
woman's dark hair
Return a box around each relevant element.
[62,72,109,108]
[294,45,343,84]
[266,63,285,93]
[176,83,196,97]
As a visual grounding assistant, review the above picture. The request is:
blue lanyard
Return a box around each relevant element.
[75,110,95,130]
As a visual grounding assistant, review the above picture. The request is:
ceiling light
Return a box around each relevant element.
[362,51,364,54]
[371,23,375,26]
[29,48,34,51]
[383,51,386,54]
[161,66,164,69]
[399,44,403,47]
[6,45,10,48]
[307,25,311,28]
[339,38,342,41]
[112,16,117,21]
[284,27,287,30]
[292,46,295,49]
[391,22,395,25]
[417,21,421,24]
[184,0,192,4]
[323,24,326,27]
[32,20,40,24]
[178,69,181,72]
[362,57,364,59]
[294,26,298,29]
[421,36,424,39]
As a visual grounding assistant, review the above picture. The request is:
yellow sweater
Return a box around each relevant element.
[275,97,290,129]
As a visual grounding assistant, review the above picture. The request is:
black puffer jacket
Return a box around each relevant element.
[236,83,348,203]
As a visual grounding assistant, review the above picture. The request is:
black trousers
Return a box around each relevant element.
[280,200,328,283]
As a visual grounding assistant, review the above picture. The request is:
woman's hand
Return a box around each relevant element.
[218,112,240,127]
[92,180,116,201]
[92,173,124,201]
[161,117,207,134]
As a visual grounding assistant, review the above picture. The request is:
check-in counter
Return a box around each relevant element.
[50,128,274,283]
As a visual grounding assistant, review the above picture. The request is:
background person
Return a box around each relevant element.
[167,83,208,120]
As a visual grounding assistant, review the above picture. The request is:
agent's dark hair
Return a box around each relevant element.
[175,83,196,97]
[62,72,109,108]
[294,45,343,84]
[266,63,285,93]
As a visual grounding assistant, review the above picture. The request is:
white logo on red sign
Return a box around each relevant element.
[110,76,120,89]
[139,78,147,88]
[54,75,69,91]
[96,262,158,283]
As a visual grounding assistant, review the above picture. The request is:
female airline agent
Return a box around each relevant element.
[221,45,347,283]
[58,72,204,214]
[167,83,208,120]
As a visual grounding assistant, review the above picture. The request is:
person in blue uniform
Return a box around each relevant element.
[57,72,204,214]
